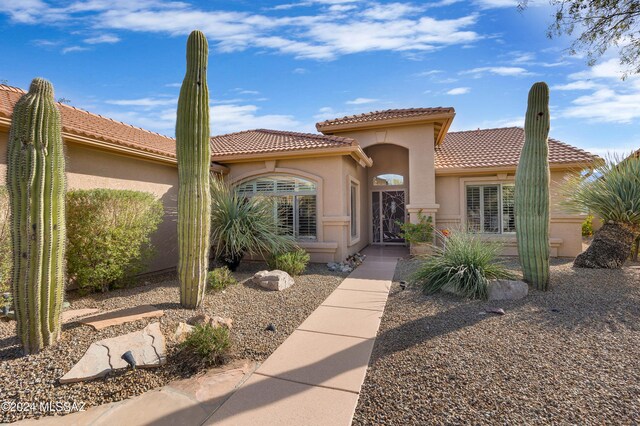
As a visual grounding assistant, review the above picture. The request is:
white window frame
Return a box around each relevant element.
[465,183,515,234]
[348,176,360,245]
[236,175,318,240]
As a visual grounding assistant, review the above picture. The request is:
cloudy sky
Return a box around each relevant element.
[0,0,638,156]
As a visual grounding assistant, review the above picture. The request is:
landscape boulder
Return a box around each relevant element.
[187,314,233,329]
[487,279,528,301]
[173,322,195,343]
[252,270,294,291]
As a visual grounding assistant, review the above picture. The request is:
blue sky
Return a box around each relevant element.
[0,0,639,156]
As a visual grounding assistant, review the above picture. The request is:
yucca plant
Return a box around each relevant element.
[210,177,295,270]
[561,154,640,268]
[412,230,515,300]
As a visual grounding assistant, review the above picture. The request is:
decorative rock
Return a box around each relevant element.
[187,314,233,329]
[62,308,100,323]
[173,322,195,343]
[487,279,529,301]
[79,305,164,330]
[59,322,166,384]
[485,307,506,315]
[252,270,294,291]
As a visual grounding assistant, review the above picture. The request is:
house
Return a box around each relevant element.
[0,84,598,272]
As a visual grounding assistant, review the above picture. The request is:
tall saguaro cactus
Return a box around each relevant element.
[176,30,211,308]
[7,78,66,354]
[515,82,551,290]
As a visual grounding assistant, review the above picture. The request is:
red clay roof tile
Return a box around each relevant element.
[315,107,454,131]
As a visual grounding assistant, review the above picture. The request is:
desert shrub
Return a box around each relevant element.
[180,323,231,367]
[207,266,237,291]
[412,230,515,300]
[0,188,11,293]
[66,189,163,292]
[398,211,433,244]
[562,155,640,228]
[267,249,310,276]
[582,214,594,237]
[210,177,295,271]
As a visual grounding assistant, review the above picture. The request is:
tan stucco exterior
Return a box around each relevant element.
[0,129,180,272]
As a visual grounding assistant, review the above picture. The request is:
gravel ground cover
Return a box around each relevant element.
[0,262,347,423]
[354,257,640,425]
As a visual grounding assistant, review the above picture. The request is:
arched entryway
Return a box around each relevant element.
[364,144,409,245]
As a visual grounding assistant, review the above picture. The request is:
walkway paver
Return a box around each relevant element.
[204,246,403,425]
[14,246,404,426]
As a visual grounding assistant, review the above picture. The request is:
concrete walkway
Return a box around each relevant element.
[204,245,403,425]
[14,246,404,426]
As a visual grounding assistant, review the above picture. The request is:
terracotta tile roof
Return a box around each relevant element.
[210,129,357,156]
[436,127,598,170]
[0,84,177,159]
[316,107,455,131]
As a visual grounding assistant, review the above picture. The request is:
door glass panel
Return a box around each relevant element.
[382,191,405,243]
[372,192,381,243]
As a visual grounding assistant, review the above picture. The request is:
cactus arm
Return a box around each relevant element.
[176,30,211,309]
[515,82,551,290]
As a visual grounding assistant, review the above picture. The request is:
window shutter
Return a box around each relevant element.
[483,186,499,233]
[502,185,515,233]
[466,186,481,232]
[297,195,317,239]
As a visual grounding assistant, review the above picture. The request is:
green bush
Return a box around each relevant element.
[66,189,163,293]
[398,211,433,244]
[412,230,515,300]
[210,177,295,271]
[267,249,310,276]
[0,188,10,293]
[582,214,594,237]
[207,267,237,291]
[180,323,231,366]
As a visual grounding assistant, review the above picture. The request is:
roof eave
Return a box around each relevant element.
[213,145,373,167]
[316,112,456,134]
[435,160,598,176]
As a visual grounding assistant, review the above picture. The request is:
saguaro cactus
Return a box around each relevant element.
[176,30,211,308]
[515,82,551,290]
[7,78,66,354]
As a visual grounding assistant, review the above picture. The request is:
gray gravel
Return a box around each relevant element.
[354,258,640,425]
[0,262,347,423]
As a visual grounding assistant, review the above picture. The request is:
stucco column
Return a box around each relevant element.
[406,126,439,223]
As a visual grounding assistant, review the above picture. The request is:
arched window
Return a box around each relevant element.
[236,175,317,240]
[373,174,404,186]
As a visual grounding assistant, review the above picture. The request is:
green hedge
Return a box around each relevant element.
[66,189,163,292]
[0,188,10,293]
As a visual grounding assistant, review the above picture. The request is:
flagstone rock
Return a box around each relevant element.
[62,308,100,323]
[252,270,294,291]
[187,314,233,330]
[59,322,166,384]
[79,305,164,330]
[173,322,195,343]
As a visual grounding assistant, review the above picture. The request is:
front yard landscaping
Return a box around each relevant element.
[0,262,347,423]
[354,257,640,425]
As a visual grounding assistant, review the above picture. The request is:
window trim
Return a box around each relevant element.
[348,176,360,246]
[464,182,516,235]
[235,174,318,241]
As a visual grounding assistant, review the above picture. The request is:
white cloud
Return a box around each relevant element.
[461,66,532,76]
[0,0,482,60]
[62,46,89,54]
[84,34,121,44]
[106,97,177,107]
[446,87,470,95]
[211,104,301,134]
[346,97,378,105]
[551,81,600,91]
[414,69,443,77]
[474,0,518,9]
[293,67,308,74]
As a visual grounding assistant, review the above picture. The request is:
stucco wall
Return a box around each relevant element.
[435,169,585,257]
[329,123,437,223]
[0,130,179,272]
[225,155,367,262]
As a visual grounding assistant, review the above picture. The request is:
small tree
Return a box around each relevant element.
[562,154,640,268]
[519,0,640,77]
